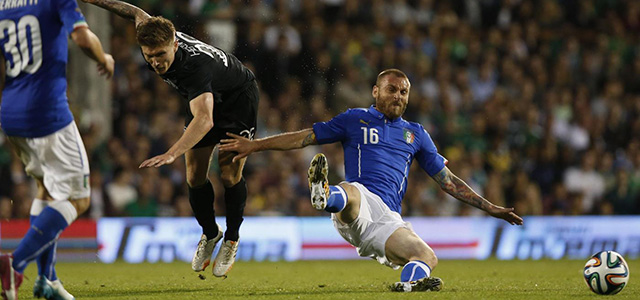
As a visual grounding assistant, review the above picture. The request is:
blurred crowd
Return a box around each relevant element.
[1,0,640,219]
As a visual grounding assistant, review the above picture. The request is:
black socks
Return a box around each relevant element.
[188,181,219,239]
[223,177,247,242]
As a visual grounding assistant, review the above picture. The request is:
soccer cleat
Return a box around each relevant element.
[48,279,75,300]
[391,276,443,292]
[0,254,24,300]
[34,277,74,300]
[212,240,239,277]
[308,153,330,210]
[191,227,223,272]
[33,276,53,299]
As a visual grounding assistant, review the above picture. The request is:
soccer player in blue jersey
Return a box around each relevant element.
[0,0,114,299]
[219,69,524,292]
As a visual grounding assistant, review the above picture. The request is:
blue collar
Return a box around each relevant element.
[367,105,404,123]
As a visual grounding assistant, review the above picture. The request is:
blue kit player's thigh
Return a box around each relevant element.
[8,121,90,200]
[331,182,409,269]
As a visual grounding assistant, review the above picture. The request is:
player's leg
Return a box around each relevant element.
[307,153,361,222]
[30,179,56,299]
[211,150,246,277]
[186,145,223,272]
[210,82,259,277]
[14,123,91,299]
[31,195,89,300]
[385,228,442,292]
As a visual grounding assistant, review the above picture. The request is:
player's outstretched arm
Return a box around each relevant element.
[219,128,317,163]
[432,167,524,225]
[81,0,150,27]
[71,27,114,78]
[140,92,214,168]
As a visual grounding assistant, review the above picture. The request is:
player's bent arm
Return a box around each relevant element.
[70,27,113,76]
[165,92,214,158]
[81,0,150,27]
[432,166,494,211]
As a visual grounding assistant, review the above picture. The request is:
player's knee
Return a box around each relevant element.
[425,253,438,270]
[410,249,438,269]
[186,170,208,187]
[71,197,91,215]
[220,172,241,187]
[186,176,208,188]
[339,183,359,204]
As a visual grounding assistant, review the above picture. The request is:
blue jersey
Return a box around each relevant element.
[313,105,447,213]
[0,0,88,137]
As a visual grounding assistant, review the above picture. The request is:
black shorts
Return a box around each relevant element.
[192,80,259,149]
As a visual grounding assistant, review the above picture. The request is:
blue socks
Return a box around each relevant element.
[13,206,70,274]
[401,260,432,282]
[325,185,348,213]
[29,215,58,281]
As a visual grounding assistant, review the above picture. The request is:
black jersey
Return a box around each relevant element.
[152,32,256,115]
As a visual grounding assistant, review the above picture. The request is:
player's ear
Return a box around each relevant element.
[372,85,379,99]
[173,39,178,52]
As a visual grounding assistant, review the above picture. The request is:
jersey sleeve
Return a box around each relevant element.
[183,64,214,101]
[56,0,88,34]
[415,127,448,176]
[207,63,230,91]
[312,110,351,145]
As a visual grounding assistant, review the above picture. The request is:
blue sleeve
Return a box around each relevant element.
[415,127,447,176]
[312,111,350,145]
[57,0,88,35]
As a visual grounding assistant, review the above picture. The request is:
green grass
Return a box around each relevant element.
[17,259,638,299]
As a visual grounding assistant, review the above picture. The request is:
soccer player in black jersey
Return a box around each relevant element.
[82,0,257,277]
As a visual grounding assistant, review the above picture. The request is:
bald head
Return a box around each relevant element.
[376,69,410,87]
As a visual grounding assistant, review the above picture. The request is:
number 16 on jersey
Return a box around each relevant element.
[361,127,379,144]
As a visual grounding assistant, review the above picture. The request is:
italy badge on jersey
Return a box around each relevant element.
[403,129,415,144]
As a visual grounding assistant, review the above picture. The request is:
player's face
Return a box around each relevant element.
[141,40,178,75]
[372,75,410,119]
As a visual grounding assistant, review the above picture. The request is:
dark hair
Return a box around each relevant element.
[136,16,175,47]
[376,68,409,86]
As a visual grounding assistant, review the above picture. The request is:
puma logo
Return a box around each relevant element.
[359,119,370,126]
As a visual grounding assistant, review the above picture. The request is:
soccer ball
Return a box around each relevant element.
[583,251,630,295]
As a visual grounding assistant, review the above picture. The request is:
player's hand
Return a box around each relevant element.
[486,205,524,225]
[219,132,257,163]
[98,53,114,79]
[139,153,175,168]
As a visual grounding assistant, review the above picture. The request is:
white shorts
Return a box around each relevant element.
[331,182,409,269]
[8,122,90,200]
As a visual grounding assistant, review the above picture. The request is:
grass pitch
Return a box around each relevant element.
[17,259,638,299]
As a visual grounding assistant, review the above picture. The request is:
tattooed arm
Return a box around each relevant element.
[432,167,524,225]
[218,128,317,162]
[81,0,150,27]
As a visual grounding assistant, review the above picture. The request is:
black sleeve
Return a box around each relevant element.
[183,63,214,101]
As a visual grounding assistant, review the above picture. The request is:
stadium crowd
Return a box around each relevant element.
[1,0,639,219]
